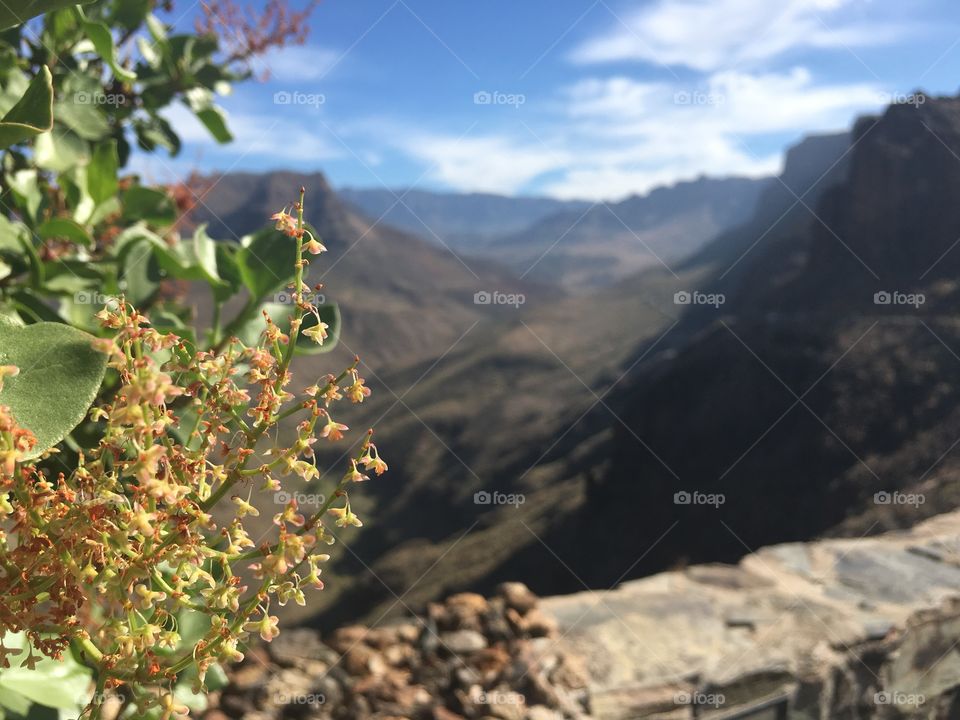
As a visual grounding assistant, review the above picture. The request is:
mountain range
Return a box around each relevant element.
[188,93,960,629]
[342,177,769,293]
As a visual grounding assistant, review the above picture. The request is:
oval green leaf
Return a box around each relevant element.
[0,320,107,458]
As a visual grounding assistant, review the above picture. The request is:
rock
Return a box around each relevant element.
[383,642,417,667]
[269,627,328,667]
[327,624,370,654]
[343,645,383,676]
[439,629,488,655]
[520,609,557,638]
[396,623,421,644]
[525,707,562,720]
[432,708,466,720]
[497,583,538,615]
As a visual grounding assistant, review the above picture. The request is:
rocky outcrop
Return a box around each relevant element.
[205,583,592,720]
[542,509,960,719]
[205,511,960,719]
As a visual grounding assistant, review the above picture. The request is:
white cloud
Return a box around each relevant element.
[391,67,887,201]
[543,68,886,199]
[249,45,341,83]
[163,103,341,165]
[403,134,571,195]
[571,0,907,71]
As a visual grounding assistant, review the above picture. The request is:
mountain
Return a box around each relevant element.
[569,94,960,586]
[338,187,590,251]
[189,171,547,373]
[490,176,770,291]
[293,95,960,627]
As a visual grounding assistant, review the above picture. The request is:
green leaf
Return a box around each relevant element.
[122,186,176,226]
[236,226,297,300]
[193,106,232,143]
[238,302,341,355]
[87,139,118,204]
[0,0,94,31]
[0,67,53,149]
[10,290,65,324]
[0,320,107,457]
[75,8,136,82]
[184,89,232,143]
[33,129,89,172]
[55,76,112,141]
[190,224,222,285]
[0,633,92,710]
[0,686,31,715]
[37,218,91,247]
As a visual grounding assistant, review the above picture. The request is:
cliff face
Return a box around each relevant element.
[566,96,960,587]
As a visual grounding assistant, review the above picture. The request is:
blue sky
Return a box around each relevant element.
[139,0,960,201]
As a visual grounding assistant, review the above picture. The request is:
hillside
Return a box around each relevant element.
[186,100,960,629]
[574,95,960,586]
[190,171,546,373]
[491,176,770,292]
[297,96,960,626]
[338,187,590,251]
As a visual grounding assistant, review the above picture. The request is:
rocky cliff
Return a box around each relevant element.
[200,511,960,720]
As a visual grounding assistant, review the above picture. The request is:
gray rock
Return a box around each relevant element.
[439,629,488,655]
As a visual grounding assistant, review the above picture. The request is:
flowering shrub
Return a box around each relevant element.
[0,191,385,717]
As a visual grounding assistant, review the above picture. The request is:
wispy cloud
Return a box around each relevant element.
[570,0,908,71]
[249,44,341,82]
[163,103,342,165]
[402,134,571,195]
[393,67,885,200]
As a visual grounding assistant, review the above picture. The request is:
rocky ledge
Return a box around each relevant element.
[205,582,591,720]
[205,510,960,719]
